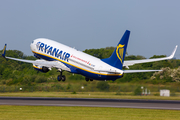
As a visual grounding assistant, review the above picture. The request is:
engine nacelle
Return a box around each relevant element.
[42,66,50,73]
[33,65,50,73]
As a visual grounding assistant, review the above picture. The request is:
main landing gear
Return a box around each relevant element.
[57,71,66,81]
[85,77,93,82]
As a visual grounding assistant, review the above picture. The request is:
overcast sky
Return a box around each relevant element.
[0,0,180,59]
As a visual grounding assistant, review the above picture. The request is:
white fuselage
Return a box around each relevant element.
[30,38,123,80]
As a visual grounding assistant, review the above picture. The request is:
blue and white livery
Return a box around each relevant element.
[1,30,178,81]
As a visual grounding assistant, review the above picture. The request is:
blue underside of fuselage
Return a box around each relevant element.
[33,53,122,80]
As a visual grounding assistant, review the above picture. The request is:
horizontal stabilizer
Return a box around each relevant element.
[94,69,123,74]
[123,70,162,73]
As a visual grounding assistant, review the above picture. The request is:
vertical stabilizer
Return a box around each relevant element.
[102,30,130,69]
[2,44,7,58]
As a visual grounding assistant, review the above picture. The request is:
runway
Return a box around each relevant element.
[0,97,180,110]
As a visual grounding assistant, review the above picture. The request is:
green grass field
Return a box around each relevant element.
[0,105,179,120]
[0,92,180,100]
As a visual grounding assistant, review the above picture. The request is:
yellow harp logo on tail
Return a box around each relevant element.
[116,44,125,63]
[2,44,6,54]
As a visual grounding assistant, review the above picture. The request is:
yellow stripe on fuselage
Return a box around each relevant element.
[32,51,122,76]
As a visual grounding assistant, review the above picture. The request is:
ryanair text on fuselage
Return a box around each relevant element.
[37,42,70,62]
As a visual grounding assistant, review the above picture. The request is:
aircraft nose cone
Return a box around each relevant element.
[30,40,36,52]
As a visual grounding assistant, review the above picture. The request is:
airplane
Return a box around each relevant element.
[1,30,178,81]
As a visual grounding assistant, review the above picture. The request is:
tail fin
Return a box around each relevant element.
[102,30,130,69]
[2,44,7,58]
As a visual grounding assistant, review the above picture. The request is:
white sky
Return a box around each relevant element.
[0,0,180,59]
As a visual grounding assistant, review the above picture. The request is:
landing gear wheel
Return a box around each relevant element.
[57,75,62,81]
[57,71,65,82]
[85,77,89,82]
[90,79,93,81]
[62,75,66,82]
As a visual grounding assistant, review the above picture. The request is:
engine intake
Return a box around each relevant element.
[33,65,50,73]
[42,66,49,73]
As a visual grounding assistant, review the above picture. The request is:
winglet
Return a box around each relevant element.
[2,44,7,58]
[168,45,178,59]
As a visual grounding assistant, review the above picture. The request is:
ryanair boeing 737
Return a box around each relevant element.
[1,30,178,81]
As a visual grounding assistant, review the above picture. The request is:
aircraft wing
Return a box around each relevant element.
[5,56,37,64]
[1,44,70,71]
[123,45,178,68]
[5,56,70,71]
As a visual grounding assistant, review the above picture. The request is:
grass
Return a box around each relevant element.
[0,81,180,100]
[0,105,179,120]
[0,92,180,100]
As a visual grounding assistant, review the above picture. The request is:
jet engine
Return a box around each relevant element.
[33,65,50,73]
